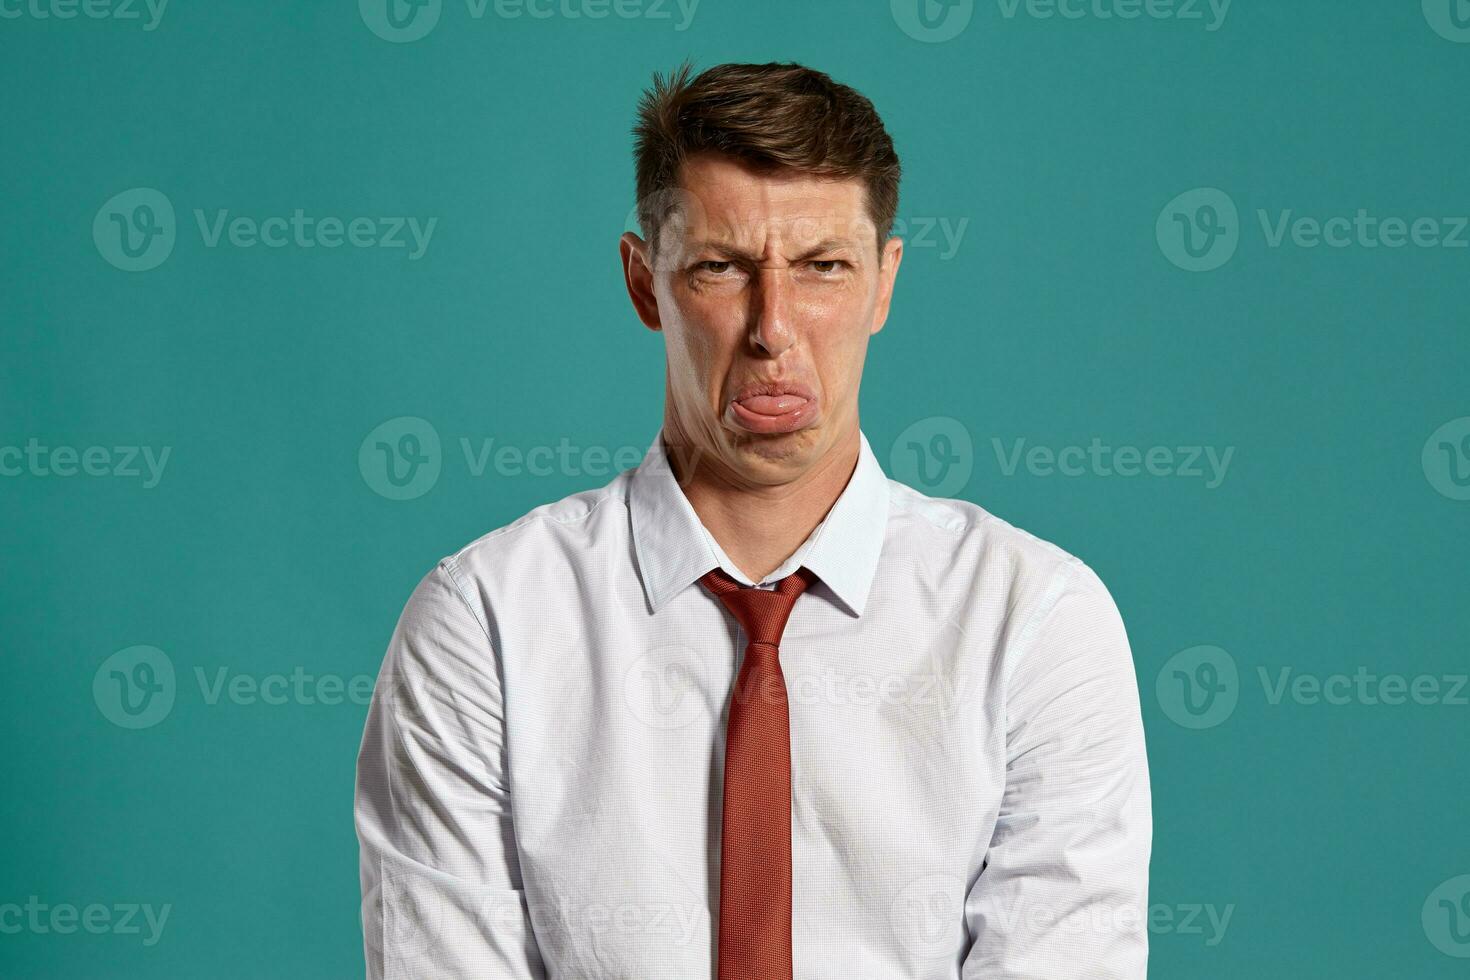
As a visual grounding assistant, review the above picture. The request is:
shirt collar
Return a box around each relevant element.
[628,427,890,618]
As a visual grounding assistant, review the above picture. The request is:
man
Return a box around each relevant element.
[355,61,1151,978]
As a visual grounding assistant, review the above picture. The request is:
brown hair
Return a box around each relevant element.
[632,60,901,258]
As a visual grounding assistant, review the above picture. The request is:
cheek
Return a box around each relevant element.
[801,276,877,323]
[809,299,875,389]
[667,287,748,359]
[813,331,867,381]
[657,292,735,386]
[807,284,877,342]
[678,284,745,329]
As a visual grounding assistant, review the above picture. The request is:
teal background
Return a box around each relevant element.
[3,0,1468,976]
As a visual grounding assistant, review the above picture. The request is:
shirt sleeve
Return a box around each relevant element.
[354,559,548,979]
[962,562,1153,978]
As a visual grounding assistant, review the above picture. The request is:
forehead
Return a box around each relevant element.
[671,152,873,245]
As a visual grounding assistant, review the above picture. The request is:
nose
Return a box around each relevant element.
[749,267,797,358]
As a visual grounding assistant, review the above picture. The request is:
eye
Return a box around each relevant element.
[697,260,733,274]
[810,259,848,274]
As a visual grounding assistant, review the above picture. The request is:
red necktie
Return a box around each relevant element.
[698,565,816,980]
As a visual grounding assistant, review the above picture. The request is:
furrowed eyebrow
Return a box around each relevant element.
[690,238,861,263]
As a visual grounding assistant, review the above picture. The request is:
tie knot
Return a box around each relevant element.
[698,566,815,647]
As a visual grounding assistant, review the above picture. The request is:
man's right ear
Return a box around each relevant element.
[619,232,662,332]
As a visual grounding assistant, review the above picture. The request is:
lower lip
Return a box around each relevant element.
[728,394,817,434]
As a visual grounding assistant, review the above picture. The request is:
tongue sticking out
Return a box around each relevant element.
[738,394,808,415]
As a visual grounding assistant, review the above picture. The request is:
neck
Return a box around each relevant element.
[665,422,861,583]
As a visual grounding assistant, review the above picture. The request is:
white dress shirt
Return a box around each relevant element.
[355,428,1152,979]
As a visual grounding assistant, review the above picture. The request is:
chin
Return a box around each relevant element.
[727,425,821,468]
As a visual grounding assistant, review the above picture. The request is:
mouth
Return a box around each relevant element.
[726,381,820,435]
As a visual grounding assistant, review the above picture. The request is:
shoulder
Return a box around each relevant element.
[887,481,1132,694]
[389,469,634,646]
[882,475,1125,652]
[887,477,1104,585]
[439,468,633,585]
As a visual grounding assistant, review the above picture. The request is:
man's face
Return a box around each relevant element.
[621,152,903,487]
